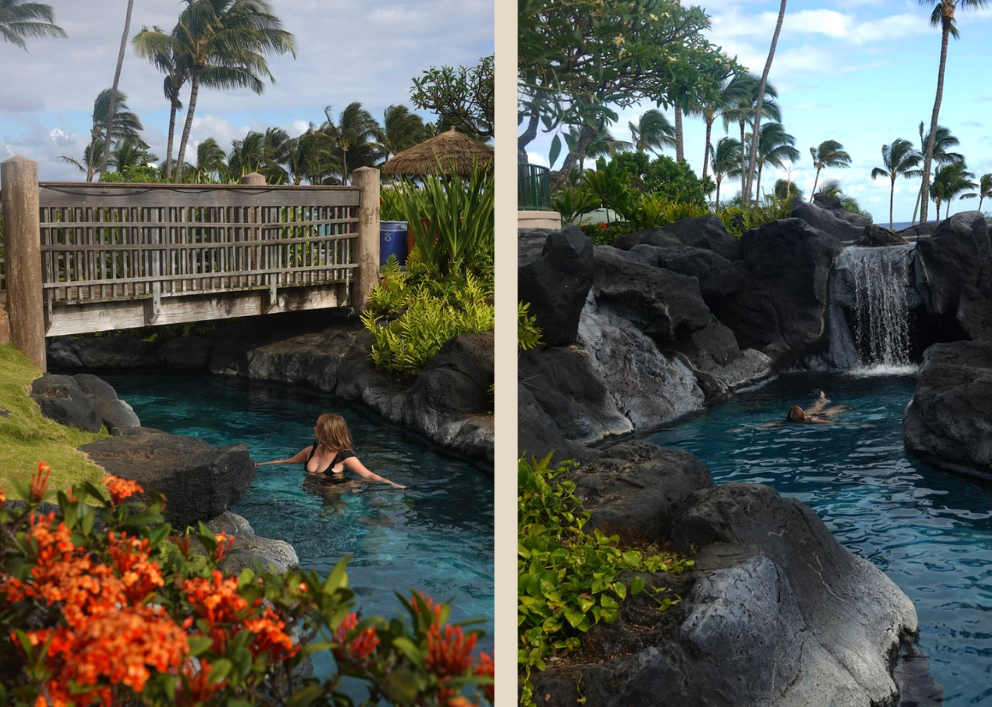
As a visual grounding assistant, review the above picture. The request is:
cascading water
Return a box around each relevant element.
[827,244,918,372]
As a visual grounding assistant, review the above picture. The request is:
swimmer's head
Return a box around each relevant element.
[315,413,354,451]
[786,406,807,423]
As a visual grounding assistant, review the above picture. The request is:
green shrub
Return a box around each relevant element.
[99,164,168,183]
[392,164,494,276]
[581,158,635,222]
[576,221,636,245]
[628,195,708,231]
[613,152,711,206]
[379,185,408,222]
[550,186,600,224]
[717,196,795,237]
[518,454,693,706]
[361,261,494,378]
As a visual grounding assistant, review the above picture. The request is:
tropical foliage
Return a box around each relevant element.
[518,454,693,707]
[0,0,65,50]
[871,138,922,229]
[809,139,852,198]
[0,465,494,706]
[410,55,494,140]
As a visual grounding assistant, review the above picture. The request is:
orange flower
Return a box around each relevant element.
[107,532,164,604]
[102,475,143,504]
[474,652,494,702]
[332,612,379,663]
[425,623,477,677]
[0,488,6,504]
[31,462,51,502]
[178,660,224,707]
[446,698,479,707]
[213,532,235,563]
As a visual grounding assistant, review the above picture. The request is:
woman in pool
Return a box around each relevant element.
[256,413,406,489]
[733,391,866,431]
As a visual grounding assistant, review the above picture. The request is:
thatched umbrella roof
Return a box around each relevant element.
[381,127,494,177]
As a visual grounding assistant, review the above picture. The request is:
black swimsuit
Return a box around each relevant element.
[304,441,356,483]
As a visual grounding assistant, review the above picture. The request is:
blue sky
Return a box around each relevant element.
[0,0,493,182]
[524,0,992,226]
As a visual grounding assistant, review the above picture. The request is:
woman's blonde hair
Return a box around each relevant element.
[314,413,353,452]
[786,406,806,423]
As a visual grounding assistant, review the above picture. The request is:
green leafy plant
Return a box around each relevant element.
[550,187,600,224]
[362,269,494,378]
[628,195,708,231]
[581,158,635,223]
[717,195,795,237]
[518,454,693,706]
[613,152,711,206]
[380,185,409,222]
[394,164,494,276]
[518,302,543,350]
[576,221,636,245]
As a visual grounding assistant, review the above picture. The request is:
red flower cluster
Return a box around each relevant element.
[103,474,144,504]
[332,612,380,664]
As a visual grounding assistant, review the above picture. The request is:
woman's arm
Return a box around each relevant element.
[256,446,313,466]
[341,456,406,489]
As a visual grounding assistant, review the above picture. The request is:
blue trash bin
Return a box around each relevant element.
[380,221,408,266]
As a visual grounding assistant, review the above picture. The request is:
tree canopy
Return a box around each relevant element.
[411,54,493,141]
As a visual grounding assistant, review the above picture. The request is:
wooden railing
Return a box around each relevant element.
[0,157,381,370]
[37,182,360,332]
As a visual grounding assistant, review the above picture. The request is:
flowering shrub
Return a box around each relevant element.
[0,463,493,706]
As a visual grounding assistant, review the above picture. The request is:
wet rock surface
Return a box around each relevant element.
[904,341,992,482]
[79,427,256,531]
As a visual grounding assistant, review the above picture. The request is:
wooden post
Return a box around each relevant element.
[351,167,380,314]
[240,173,268,303]
[1,156,46,370]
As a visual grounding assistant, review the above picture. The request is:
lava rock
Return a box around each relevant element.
[898,221,938,239]
[629,244,743,304]
[561,441,714,544]
[47,334,158,369]
[517,345,633,459]
[904,341,992,481]
[616,215,742,262]
[73,373,140,434]
[792,194,871,242]
[578,299,704,430]
[206,512,299,573]
[404,331,494,464]
[30,374,102,432]
[914,211,992,341]
[156,335,215,369]
[79,427,256,530]
[713,218,844,366]
[593,246,711,344]
[856,224,908,247]
[518,225,595,346]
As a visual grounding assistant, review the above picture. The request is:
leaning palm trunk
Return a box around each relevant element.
[675,108,684,162]
[743,0,787,206]
[702,117,713,181]
[164,98,179,179]
[889,177,896,230]
[920,21,951,223]
[100,0,135,175]
[175,69,203,182]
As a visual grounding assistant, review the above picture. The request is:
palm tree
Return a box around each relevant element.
[918,0,989,222]
[151,0,297,181]
[100,0,135,175]
[699,67,749,181]
[195,137,227,178]
[380,105,428,161]
[817,179,864,214]
[773,178,803,202]
[227,131,266,177]
[961,172,992,211]
[62,89,146,181]
[286,126,337,184]
[911,122,964,223]
[321,102,384,185]
[0,0,65,50]
[809,139,852,199]
[742,0,789,205]
[871,138,922,229]
[564,123,630,173]
[711,137,742,210]
[752,122,799,201]
[133,25,190,179]
[931,161,976,219]
[110,139,158,173]
[628,109,676,155]
[721,73,781,201]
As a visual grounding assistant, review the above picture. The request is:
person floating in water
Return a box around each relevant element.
[256,413,406,489]
[732,391,870,431]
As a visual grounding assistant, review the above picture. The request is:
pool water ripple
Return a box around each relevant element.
[100,373,494,653]
[646,371,992,705]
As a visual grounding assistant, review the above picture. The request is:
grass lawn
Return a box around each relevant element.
[0,343,108,494]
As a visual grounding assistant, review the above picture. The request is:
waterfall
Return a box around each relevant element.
[827,244,916,372]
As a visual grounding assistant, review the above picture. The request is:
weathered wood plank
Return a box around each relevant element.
[39,185,360,209]
[45,284,347,336]
[38,233,358,252]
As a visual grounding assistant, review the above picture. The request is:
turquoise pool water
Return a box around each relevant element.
[100,373,494,661]
[646,371,992,705]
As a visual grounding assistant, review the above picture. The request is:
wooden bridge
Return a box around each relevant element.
[0,157,381,370]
